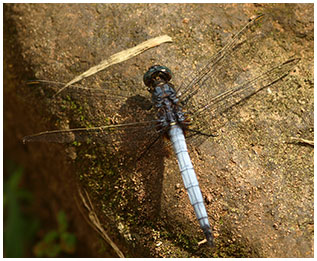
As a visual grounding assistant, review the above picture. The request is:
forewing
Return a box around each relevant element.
[27,79,144,101]
[176,15,265,102]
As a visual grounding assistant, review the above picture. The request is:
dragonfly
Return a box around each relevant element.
[23,14,299,247]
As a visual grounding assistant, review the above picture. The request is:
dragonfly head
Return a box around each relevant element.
[143,65,172,91]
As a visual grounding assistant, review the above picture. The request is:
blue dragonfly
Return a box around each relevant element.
[23,14,299,246]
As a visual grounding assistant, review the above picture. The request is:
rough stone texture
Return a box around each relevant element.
[4,3,313,257]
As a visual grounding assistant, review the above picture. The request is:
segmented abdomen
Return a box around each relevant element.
[168,124,213,245]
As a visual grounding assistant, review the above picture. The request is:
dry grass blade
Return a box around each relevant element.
[56,35,173,95]
[76,187,125,258]
[290,137,314,146]
[198,238,207,246]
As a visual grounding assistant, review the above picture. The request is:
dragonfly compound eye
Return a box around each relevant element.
[143,65,172,87]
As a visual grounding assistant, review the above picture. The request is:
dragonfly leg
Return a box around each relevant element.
[187,128,218,137]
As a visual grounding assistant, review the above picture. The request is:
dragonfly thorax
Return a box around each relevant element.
[152,82,186,127]
[144,65,186,127]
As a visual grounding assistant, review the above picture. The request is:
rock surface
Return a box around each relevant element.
[4,3,313,257]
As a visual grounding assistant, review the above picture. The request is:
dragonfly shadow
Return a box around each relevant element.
[115,94,168,219]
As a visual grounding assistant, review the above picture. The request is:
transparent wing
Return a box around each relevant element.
[27,79,143,101]
[176,14,265,101]
[175,14,300,145]
[23,120,165,161]
[23,120,158,143]
[24,80,162,161]
[185,58,300,146]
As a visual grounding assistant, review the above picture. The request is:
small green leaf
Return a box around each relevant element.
[57,211,68,232]
[60,232,76,254]
[43,230,58,243]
